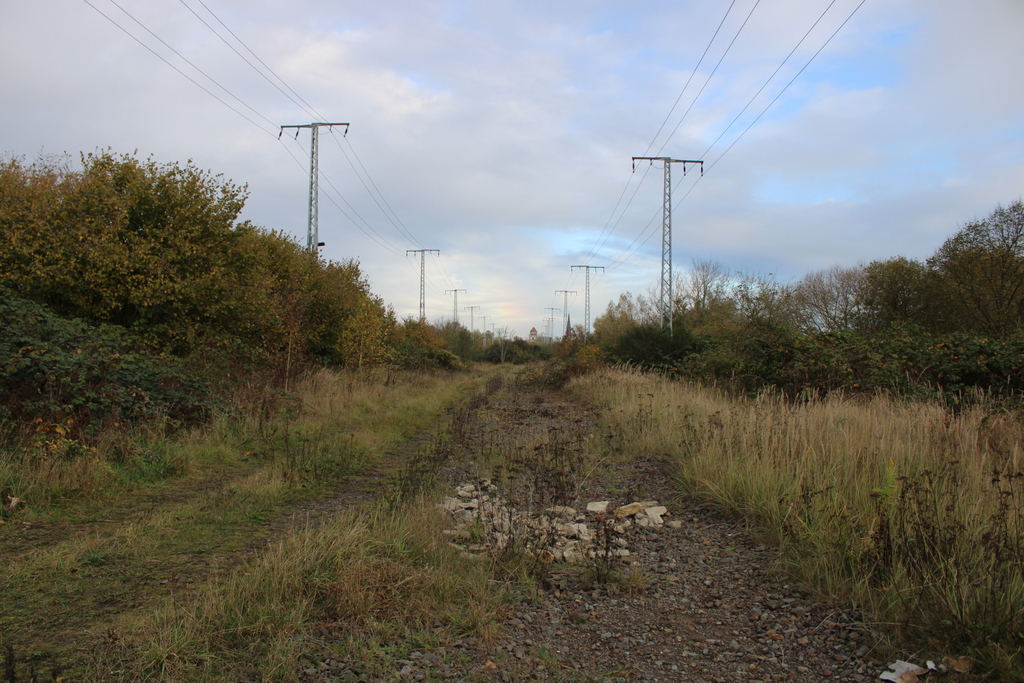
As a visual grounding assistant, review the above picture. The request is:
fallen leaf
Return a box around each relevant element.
[483,660,497,670]
[942,656,972,673]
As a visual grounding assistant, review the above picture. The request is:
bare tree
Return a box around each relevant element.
[792,264,866,332]
[674,259,737,333]
[493,325,515,363]
[734,271,799,330]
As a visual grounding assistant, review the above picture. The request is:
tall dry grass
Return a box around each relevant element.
[0,366,478,513]
[571,366,1024,676]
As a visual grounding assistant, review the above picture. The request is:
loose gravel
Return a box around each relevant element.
[295,378,978,683]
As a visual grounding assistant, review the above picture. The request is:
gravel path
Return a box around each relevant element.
[296,377,977,683]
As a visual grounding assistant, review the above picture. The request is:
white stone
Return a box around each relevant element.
[646,505,668,519]
[587,501,610,514]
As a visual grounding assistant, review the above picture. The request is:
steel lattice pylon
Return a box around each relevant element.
[631,156,703,335]
[279,122,349,251]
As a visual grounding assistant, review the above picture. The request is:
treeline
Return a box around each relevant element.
[0,152,467,435]
[592,200,1024,404]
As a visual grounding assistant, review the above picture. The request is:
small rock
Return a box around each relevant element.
[614,502,646,518]
[587,501,610,513]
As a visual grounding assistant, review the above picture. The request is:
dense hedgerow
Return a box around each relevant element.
[0,290,214,438]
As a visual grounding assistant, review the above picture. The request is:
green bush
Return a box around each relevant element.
[0,290,215,438]
[677,325,1024,406]
[607,323,705,371]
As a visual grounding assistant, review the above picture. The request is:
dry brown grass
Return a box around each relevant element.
[571,366,1024,676]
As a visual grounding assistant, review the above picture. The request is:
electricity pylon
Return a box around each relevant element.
[555,290,576,339]
[631,156,703,334]
[279,122,349,250]
[407,249,440,320]
[446,289,466,323]
[544,307,560,341]
[463,305,480,333]
[478,315,491,350]
[570,265,604,335]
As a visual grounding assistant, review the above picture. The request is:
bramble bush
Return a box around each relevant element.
[0,290,214,439]
[677,326,1024,406]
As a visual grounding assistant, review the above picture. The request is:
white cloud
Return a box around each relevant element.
[1,0,1022,332]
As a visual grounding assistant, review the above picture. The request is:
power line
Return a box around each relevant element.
[277,138,405,256]
[641,0,738,159]
[176,0,312,118]
[80,0,277,136]
[653,0,763,157]
[578,1,741,269]
[605,0,868,274]
[191,0,323,119]
[176,0,429,254]
[697,0,842,162]
[327,130,424,248]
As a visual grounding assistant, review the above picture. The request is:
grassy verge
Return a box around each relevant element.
[569,366,1024,678]
[89,500,502,682]
[0,365,499,679]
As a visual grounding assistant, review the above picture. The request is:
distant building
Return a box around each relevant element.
[528,327,539,342]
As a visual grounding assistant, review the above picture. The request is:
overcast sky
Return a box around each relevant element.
[3,0,1023,337]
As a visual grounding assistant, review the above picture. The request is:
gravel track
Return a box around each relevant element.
[295,378,961,683]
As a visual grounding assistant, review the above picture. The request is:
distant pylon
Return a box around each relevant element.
[446,289,466,323]
[570,265,604,334]
[555,290,576,340]
[407,249,440,320]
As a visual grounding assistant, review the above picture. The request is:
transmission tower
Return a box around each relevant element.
[544,307,560,341]
[631,156,703,334]
[279,122,349,250]
[570,265,604,334]
[479,315,491,350]
[407,249,440,320]
[446,289,466,323]
[463,305,480,333]
[555,290,576,339]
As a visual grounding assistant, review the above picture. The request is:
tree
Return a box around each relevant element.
[592,293,656,344]
[676,259,737,333]
[0,152,395,368]
[792,265,866,332]
[492,325,515,363]
[859,257,938,332]
[928,200,1024,335]
[733,271,799,332]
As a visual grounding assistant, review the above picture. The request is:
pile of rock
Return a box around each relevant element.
[440,481,678,565]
